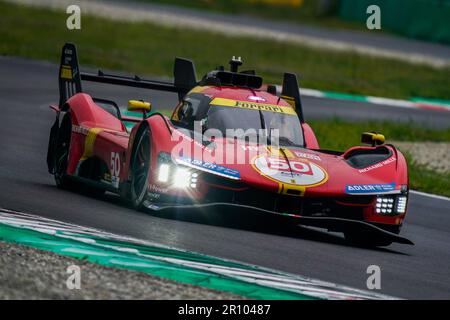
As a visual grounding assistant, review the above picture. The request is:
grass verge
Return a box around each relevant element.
[309,118,450,197]
[1,1,450,100]
[407,162,450,198]
[138,0,363,31]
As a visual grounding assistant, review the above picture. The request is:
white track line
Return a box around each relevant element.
[410,190,450,202]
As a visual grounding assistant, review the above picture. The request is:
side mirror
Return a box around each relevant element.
[361,132,385,146]
[128,100,151,118]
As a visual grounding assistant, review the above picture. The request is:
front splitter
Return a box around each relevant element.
[143,201,414,245]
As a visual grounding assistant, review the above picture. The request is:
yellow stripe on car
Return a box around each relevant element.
[80,128,103,160]
[211,98,297,115]
[188,86,210,94]
[279,183,306,197]
[266,146,295,158]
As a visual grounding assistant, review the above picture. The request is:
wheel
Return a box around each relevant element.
[129,127,151,209]
[54,113,105,196]
[344,230,393,247]
[54,113,74,189]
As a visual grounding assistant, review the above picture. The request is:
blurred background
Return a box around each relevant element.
[142,0,450,44]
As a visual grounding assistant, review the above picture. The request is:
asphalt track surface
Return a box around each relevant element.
[1,56,450,299]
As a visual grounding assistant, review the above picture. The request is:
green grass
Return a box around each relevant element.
[309,118,450,197]
[309,118,450,151]
[407,162,450,198]
[1,1,450,100]
[139,0,364,31]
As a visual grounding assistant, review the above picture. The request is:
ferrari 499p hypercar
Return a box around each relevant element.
[47,43,413,247]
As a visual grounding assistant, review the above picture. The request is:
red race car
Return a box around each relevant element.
[47,43,412,247]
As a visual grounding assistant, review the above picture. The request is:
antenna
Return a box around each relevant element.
[229,56,243,72]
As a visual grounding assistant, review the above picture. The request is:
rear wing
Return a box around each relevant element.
[58,43,197,107]
[58,43,305,122]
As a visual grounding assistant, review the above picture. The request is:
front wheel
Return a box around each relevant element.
[129,128,151,209]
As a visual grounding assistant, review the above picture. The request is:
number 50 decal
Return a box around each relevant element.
[254,156,328,187]
[110,152,120,188]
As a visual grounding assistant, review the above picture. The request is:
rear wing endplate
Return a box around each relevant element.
[281,73,304,123]
[58,43,197,107]
[58,43,82,107]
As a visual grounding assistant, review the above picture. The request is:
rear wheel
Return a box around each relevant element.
[129,128,151,209]
[54,113,73,189]
[54,113,105,196]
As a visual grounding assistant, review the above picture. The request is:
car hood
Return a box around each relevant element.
[173,135,405,197]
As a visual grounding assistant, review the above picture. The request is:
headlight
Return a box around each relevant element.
[375,195,407,215]
[376,196,394,215]
[190,172,198,188]
[174,168,191,188]
[396,196,407,213]
[157,164,170,182]
[156,153,198,189]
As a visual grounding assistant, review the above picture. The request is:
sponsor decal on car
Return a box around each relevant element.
[110,152,121,188]
[72,125,89,135]
[293,151,321,161]
[253,155,328,192]
[176,157,241,180]
[358,157,396,173]
[210,98,296,115]
[147,192,161,200]
[149,184,169,194]
[345,183,396,195]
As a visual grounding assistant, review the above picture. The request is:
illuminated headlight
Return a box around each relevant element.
[157,164,170,182]
[158,164,198,189]
[173,168,198,189]
[173,168,190,188]
[375,196,394,215]
[157,152,198,189]
[190,172,198,189]
[396,196,407,213]
[376,195,407,215]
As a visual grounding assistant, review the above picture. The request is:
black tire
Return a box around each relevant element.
[344,230,393,247]
[54,113,74,189]
[129,127,151,209]
[53,113,105,196]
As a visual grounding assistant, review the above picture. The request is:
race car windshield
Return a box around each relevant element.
[206,105,304,147]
